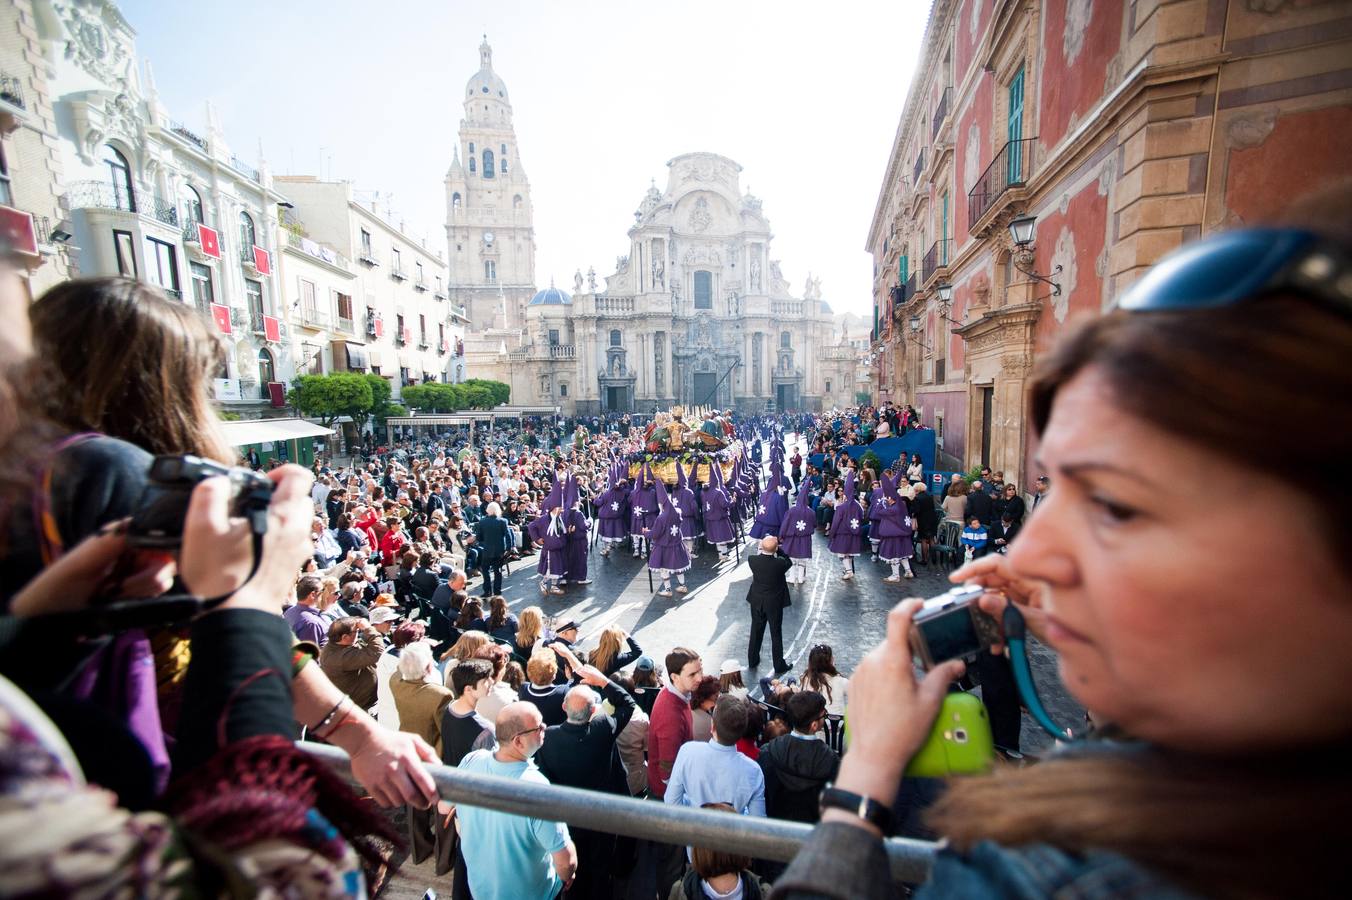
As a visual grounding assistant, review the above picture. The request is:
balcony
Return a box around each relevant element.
[285,231,351,271]
[596,296,635,315]
[418,339,431,350]
[912,148,926,186]
[336,316,355,334]
[357,248,379,267]
[64,179,135,214]
[298,305,330,330]
[771,300,804,318]
[148,196,179,227]
[162,287,183,301]
[229,156,261,183]
[892,273,917,321]
[527,343,576,361]
[169,121,207,151]
[249,310,266,334]
[433,290,448,301]
[0,72,24,110]
[968,137,1036,233]
[395,331,408,346]
[413,279,428,292]
[390,267,408,282]
[922,239,951,288]
[932,87,952,140]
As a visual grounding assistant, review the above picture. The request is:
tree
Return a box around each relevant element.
[350,373,392,431]
[855,391,871,406]
[288,373,373,429]
[462,385,494,409]
[463,378,509,406]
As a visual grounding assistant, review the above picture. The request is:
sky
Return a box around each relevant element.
[122,0,931,316]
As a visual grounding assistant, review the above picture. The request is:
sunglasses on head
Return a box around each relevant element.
[1118,227,1352,317]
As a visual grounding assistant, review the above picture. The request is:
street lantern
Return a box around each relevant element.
[909,314,921,332]
[1008,214,1037,248]
[936,283,953,304]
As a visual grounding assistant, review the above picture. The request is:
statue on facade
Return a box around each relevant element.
[750,256,761,292]
[574,269,584,293]
[653,257,665,289]
[587,266,597,291]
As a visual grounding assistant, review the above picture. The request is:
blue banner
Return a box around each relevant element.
[807,429,937,473]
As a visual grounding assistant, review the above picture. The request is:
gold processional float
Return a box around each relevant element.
[628,405,739,485]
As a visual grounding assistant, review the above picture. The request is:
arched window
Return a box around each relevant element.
[257,348,275,385]
[102,144,135,212]
[180,184,203,224]
[780,331,791,349]
[609,329,622,347]
[469,156,476,173]
[500,143,508,174]
[239,211,256,251]
[482,149,495,179]
[469,142,475,155]
[693,270,712,310]
[512,194,523,209]
[452,192,462,210]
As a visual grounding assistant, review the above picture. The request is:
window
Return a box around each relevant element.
[245,279,264,330]
[189,261,213,307]
[452,192,462,210]
[469,142,475,155]
[941,193,950,264]
[0,141,11,206]
[239,211,256,253]
[899,252,909,283]
[419,314,427,341]
[257,348,275,385]
[780,331,791,349]
[609,329,622,347]
[826,379,832,393]
[438,323,445,345]
[336,292,353,324]
[548,329,559,346]
[500,143,508,174]
[416,261,424,283]
[300,278,317,316]
[113,230,137,276]
[1008,65,1025,181]
[482,149,495,179]
[396,314,406,341]
[392,247,402,273]
[360,229,372,256]
[180,184,203,224]
[693,270,712,309]
[484,260,496,281]
[144,237,180,296]
[513,194,522,209]
[559,383,568,397]
[469,156,476,174]
[435,275,443,293]
[102,144,135,211]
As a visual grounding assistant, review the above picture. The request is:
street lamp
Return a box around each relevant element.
[908,314,933,353]
[1006,213,1063,296]
[934,282,962,326]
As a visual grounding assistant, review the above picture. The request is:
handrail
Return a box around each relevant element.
[299,740,939,883]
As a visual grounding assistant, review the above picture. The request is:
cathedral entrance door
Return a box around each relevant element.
[606,386,624,412]
[692,372,718,408]
[776,383,796,412]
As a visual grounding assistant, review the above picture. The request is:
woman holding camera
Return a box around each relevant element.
[773,217,1352,899]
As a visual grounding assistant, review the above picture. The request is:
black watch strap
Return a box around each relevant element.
[818,785,894,834]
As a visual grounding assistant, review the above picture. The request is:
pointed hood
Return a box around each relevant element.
[882,471,900,503]
[709,458,725,491]
[654,471,674,515]
[794,478,812,511]
[675,458,688,491]
[843,469,857,503]
[543,474,563,511]
[563,473,578,509]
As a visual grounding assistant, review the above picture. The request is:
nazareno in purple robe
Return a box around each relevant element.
[828,471,866,557]
[778,481,815,561]
[647,478,690,575]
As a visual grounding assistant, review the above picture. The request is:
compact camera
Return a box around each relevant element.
[908,584,1004,670]
[126,454,274,549]
[904,691,995,777]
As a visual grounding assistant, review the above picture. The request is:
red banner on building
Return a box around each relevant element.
[253,246,272,275]
[210,303,232,335]
[374,317,384,337]
[403,327,412,345]
[263,314,281,342]
[267,381,286,407]
[198,223,221,258]
[0,206,38,257]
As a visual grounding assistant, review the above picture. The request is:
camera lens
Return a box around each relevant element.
[953,728,969,743]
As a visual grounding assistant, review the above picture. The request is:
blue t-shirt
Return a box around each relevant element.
[456,749,570,900]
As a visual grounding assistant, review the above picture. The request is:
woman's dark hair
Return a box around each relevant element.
[27,278,233,463]
[337,513,353,530]
[632,665,660,689]
[930,228,1352,899]
[418,551,434,569]
[802,645,840,702]
[689,676,720,710]
[454,599,483,630]
[487,595,509,630]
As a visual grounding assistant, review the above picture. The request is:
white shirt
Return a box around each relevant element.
[375,650,402,731]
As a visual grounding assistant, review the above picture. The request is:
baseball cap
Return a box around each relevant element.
[554,620,580,634]
[719,658,743,676]
[634,656,655,672]
[370,606,401,625]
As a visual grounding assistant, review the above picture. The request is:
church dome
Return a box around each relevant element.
[466,38,510,102]
[529,285,572,306]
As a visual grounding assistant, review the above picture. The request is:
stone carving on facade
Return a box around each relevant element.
[56,0,136,92]
[803,274,822,301]
[741,191,763,215]
[615,254,629,274]
[695,316,713,348]
[752,332,763,395]
[1063,0,1093,64]
[769,261,790,296]
[587,266,596,291]
[683,246,721,267]
[651,239,665,289]
[1050,225,1077,323]
[688,197,712,233]
[750,254,762,291]
[574,269,584,293]
[654,331,665,394]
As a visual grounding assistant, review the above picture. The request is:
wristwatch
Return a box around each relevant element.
[818,785,894,834]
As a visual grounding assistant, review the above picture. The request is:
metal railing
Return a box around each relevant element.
[300,306,330,328]
[149,196,179,227]
[250,310,266,334]
[968,137,1036,230]
[0,72,24,109]
[64,179,135,214]
[923,239,950,281]
[230,156,261,183]
[301,742,937,883]
[391,267,408,281]
[169,121,208,151]
[932,86,951,139]
[336,316,355,334]
[913,147,926,186]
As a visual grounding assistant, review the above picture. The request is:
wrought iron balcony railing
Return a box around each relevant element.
[913,148,926,186]
[169,121,207,151]
[932,86,951,139]
[64,179,135,214]
[0,72,25,109]
[922,239,951,285]
[968,137,1036,230]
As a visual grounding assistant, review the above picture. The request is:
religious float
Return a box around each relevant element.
[628,406,739,485]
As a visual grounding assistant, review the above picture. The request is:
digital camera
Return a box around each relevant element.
[126,454,274,549]
[908,584,1003,670]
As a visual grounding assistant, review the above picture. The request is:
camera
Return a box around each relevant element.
[908,584,1003,670]
[904,691,995,777]
[126,454,274,549]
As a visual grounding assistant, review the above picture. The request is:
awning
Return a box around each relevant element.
[368,349,383,368]
[220,418,333,447]
[331,340,368,371]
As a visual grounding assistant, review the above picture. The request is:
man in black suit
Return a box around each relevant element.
[746,536,793,675]
[473,501,512,597]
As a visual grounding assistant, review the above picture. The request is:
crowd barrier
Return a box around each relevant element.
[299,741,939,883]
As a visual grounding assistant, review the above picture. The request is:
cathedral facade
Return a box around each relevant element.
[449,44,844,414]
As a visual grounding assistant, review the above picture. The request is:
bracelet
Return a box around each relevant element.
[311,696,349,737]
[819,785,895,834]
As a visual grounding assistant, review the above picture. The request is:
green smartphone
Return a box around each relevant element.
[904,692,995,778]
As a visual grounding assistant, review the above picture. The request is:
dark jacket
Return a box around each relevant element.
[409,566,440,601]
[746,551,793,612]
[671,868,768,900]
[759,734,840,823]
[473,514,512,561]
[520,682,570,726]
[535,680,636,796]
[964,489,995,527]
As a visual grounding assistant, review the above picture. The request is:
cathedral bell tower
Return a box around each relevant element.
[445,38,536,337]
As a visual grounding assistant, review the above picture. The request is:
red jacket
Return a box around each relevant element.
[647,686,693,798]
[379,529,406,567]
